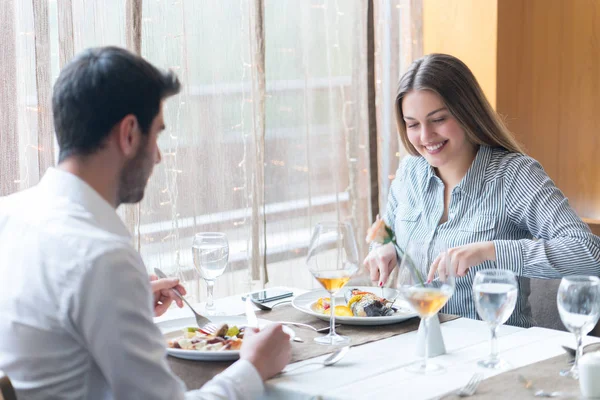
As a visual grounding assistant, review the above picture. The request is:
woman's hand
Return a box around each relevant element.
[428,241,496,281]
[363,242,398,286]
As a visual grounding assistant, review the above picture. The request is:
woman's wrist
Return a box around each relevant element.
[487,241,497,262]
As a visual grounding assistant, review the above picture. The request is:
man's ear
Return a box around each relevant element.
[116,114,142,159]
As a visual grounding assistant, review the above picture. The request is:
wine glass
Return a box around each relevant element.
[473,269,518,369]
[557,276,600,379]
[391,240,455,374]
[192,232,229,315]
[306,221,359,345]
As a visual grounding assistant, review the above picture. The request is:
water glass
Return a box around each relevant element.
[557,276,600,379]
[192,232,229,315]
[473,269,518,369]
[306,221,359,345]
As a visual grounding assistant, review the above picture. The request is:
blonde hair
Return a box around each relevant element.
[395,53,524,155]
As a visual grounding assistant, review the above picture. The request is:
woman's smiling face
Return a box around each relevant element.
[402,89,475,169]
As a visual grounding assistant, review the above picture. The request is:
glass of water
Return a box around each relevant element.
[192,232,229,315]
[557,276,600,379]
[473,269,518,369]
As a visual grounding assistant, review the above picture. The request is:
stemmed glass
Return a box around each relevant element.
[473,270,518,369]
[557,276,600,379]
[391,240,455,374]
[192,232,229,315]
[306,221,359,345]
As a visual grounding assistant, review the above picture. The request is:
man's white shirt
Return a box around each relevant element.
[0,168,263,400]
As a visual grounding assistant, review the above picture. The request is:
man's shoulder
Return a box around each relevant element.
[0,186,38,213]
[1,187,140,280]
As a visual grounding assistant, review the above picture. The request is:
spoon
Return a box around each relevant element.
[518,375,563,398]
[249,297,292,311]
[281,346,350,374]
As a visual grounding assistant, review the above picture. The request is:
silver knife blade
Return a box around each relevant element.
[245,297,259,329]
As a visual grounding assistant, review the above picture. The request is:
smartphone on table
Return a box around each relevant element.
[241,288,294,303]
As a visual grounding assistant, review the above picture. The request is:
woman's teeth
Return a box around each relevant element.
[425,141,447,152]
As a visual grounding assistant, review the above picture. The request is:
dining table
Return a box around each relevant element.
[154,287,599,399]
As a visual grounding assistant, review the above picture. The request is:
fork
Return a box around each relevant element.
[153,268,214,331]
[456,373,483,397]
[439,373,482,398]
[436,373,482,399]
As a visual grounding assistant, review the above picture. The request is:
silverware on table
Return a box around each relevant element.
[154,268,213,330]
[457,373,483,397]
[271,321,340,334]
[249,297,292,311]
[518,375,563,397]
[436,374,483,399]
[281,346,350,374]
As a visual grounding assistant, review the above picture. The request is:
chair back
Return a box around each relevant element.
[0,371,17,400]
[529,278,600,336]
[529,278,565,331]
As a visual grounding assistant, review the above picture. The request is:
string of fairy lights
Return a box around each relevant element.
[7,0,375,298]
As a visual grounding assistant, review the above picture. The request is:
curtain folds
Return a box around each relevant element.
[0,0,422,302]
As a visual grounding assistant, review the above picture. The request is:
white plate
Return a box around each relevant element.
[292,286,418,326]
[158,315,295,361]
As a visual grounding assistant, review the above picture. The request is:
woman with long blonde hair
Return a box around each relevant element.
[364,53,600,328]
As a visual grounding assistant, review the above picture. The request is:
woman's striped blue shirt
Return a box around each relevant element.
[383,145,600,327]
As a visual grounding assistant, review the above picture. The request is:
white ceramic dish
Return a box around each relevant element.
[158,315,295,361]
[292,286,418,326]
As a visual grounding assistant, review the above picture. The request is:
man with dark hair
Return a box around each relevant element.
[0,46,291,400]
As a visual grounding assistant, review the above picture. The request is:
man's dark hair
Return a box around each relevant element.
[53,46,181,162]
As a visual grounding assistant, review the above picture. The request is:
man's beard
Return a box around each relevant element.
[117,140,153,205]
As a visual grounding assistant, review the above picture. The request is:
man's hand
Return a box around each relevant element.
[240,324,292,381]
[149,274,187,317]
[428,241,496,281]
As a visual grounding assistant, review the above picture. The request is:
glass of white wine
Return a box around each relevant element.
[192,232,229,315]
[557,276,600,379]
[306,221,359,345]
[473,269,518,369]
[392,240,455,374]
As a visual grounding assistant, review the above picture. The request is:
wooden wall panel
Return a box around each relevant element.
[423,0,498,108]
[497,0,600,220]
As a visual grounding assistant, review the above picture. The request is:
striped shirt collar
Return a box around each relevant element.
[424,145,493,199]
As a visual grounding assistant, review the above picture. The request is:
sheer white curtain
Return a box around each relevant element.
[373,0,422,215]
[0,0,420,303]
[136,0,373,300]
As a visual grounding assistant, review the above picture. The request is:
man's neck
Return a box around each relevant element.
[58,157,119,208]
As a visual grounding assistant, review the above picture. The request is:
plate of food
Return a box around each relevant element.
[292,286,418,326]
[157,315,295,361]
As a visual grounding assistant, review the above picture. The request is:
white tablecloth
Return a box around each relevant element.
[156,287,595,400]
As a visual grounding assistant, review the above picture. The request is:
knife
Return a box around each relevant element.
[245,297,259,329]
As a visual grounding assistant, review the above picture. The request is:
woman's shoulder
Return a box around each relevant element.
[388,155,428,195]
[397,154,429,177]
[487,147,545,181]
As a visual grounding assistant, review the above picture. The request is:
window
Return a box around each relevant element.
[1,0,420,301]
